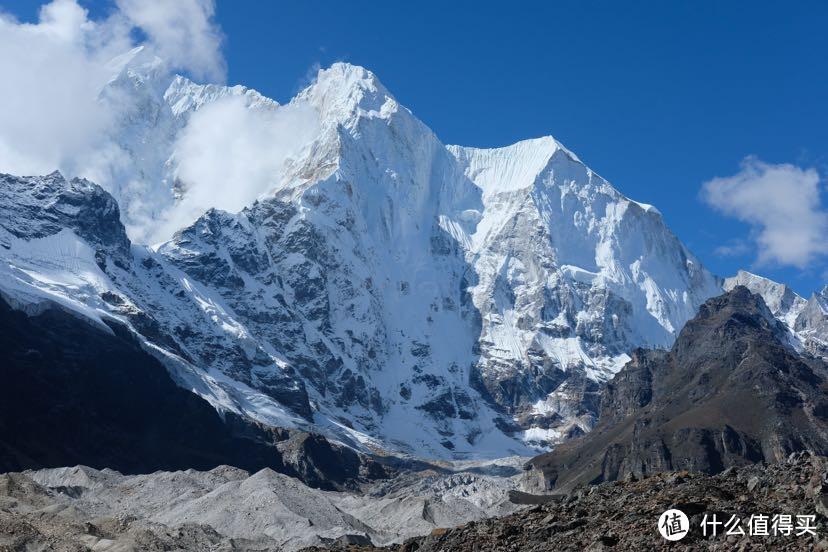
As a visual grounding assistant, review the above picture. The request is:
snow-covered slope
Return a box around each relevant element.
[0,61,728,459]
[724,270,828,359]
[99,46,281,241]
[450,138,722,441]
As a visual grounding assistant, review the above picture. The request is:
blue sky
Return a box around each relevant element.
[4,1,828,295]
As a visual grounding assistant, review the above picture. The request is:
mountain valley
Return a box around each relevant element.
[1,59,828,551]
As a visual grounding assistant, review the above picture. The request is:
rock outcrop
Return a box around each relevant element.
[526,287,828,492]
[310,452,828,551]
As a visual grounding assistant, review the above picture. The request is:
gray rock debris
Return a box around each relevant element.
[312,452,828,551]
[0,460,526,551]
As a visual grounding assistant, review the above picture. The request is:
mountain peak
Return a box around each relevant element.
[449,136,581,199]
[693,284,775,324]
[727,269,779,286]
[0,62,728,460]
[323,62,385,90]
[106,45,166,85]
[529,286,828,491]
[724,270,806,323]
[297,62,397,125]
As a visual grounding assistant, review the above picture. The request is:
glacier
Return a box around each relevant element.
[0,58,771,460]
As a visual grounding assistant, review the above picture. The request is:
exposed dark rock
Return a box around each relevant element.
[305,453,828,551]
[507,490,564,505]
[275,432,388,490]
[527,287,828,491]
[416,391,457,420]
[0,296,386,491]
[0,172,131,268]
[0,295,285,475]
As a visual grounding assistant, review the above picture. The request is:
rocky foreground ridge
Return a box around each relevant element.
[5,454,828,551]
[528,286,828,492]
[306,452,828,552]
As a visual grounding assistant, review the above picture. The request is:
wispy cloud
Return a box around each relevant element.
[702,157,828,269]
[115,0,224,82]
[149,96,318,243]
[296,61,322,95]
[714,238,751,258]
[0,0,224,180]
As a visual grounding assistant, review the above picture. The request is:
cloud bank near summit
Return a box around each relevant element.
[0,0,223,179]
[152,97,319,244]
[0,0,319,245]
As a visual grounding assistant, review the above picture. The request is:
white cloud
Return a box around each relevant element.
[714,239,751,258]
[116,0,224,82]
[0,0,224,179]
[702,157,828,268]
[147,97,319,243]
[0,1,321,246]
[0,1,126,177]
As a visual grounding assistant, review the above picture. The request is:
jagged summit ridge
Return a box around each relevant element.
[297,63,397,125]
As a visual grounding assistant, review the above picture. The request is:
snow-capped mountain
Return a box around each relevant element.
[449,139,722,442]
[724,270,828,359]
[0,61,727,459]
[99,46,282,240]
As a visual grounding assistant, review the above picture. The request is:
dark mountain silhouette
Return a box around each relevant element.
[0,296,385,489]
[527,286,828,491]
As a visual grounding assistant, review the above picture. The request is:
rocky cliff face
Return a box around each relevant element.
[450,139,722,443]
[527,286,828,491]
